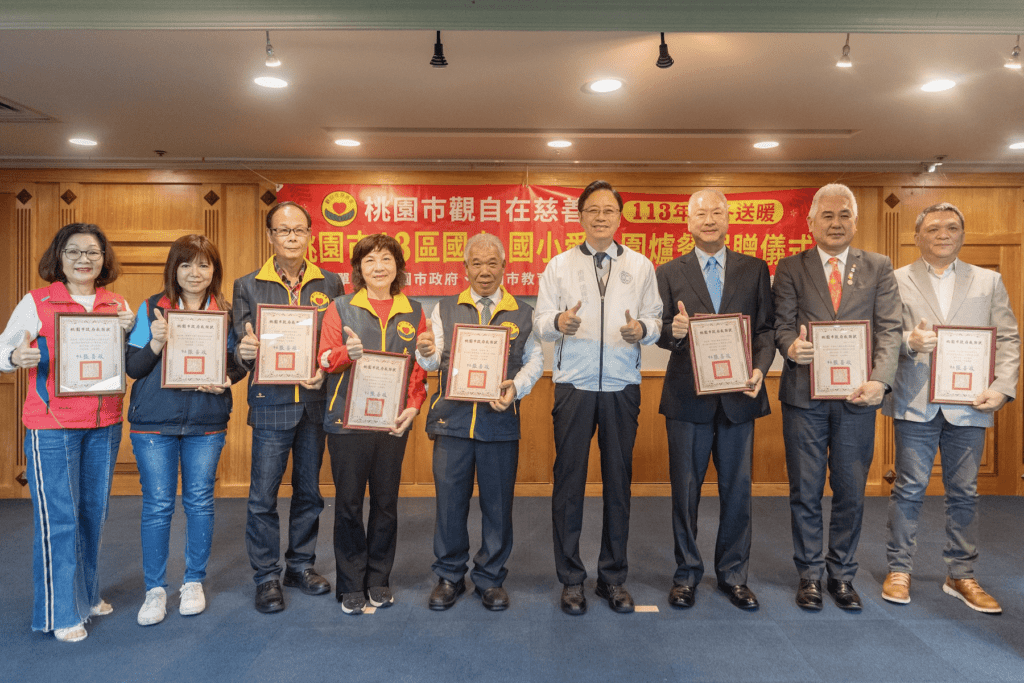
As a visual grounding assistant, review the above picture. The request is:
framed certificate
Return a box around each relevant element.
[54,313,126,396]
[161,310,229,389]
[445,323,511,402]
[930,325,996,405]
[253,304,318,385]
[809,320,872,400]
[342,350,412,431]
[687,313,753,395]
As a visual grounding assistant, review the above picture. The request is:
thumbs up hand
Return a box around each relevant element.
[620,309,643,344]
[239,321,259,361]
[672,301,690,340]
[11,330,40,368]
[787,324,814,364]
[116,301,135,332]
[148,308,168,353]
[344,325,363,361]
[558,301,583,336]
[416,330,436,357]
[908,318,937,354]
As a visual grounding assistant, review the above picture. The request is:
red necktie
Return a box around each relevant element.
[828,257,842,312]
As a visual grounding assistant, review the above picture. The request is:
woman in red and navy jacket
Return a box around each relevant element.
[318,234,427,615]
[126,235,246,627]
[0,223,133,643]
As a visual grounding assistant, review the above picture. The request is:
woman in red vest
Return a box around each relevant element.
[0,223,133,642]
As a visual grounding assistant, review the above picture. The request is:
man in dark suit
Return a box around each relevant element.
[773,183,902,611]
[656,188,776,610]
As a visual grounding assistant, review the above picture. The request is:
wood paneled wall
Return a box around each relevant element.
[1,169,1022,499]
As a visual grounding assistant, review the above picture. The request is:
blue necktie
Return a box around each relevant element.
[705,256,722,313]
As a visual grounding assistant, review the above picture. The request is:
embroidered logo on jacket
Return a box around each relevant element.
[396,320,416,341]
[500,321,520,340]
[619,271,633,284]
[309,291,331,311]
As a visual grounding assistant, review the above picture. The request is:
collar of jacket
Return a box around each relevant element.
[255,257,325,288]
[578,241,624,258]
[456,286,519,315]
[350,287,414,324]
[41,281,117,306]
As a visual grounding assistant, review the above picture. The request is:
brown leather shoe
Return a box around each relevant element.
[942,577,1002,614]
[881,572,911,604]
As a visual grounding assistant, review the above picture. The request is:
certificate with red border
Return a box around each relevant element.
[253,304,318,385]
[342,350,412,431]
[809,320,872,400]
[930,325,996,405]
[161,310,228,389]
[445,324,510,402]
[54,313,125,396]
[687,313,753,395]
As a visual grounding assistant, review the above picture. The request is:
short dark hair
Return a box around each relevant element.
[915,202,965,233]
[38,223,121,287]
[350,234,407,297]
[577,180,623,213]
[266,201,312,231]
[163,234,228,310]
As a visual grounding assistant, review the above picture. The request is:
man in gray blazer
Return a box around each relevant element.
[773,183,902,611]
[881,202,1019,613]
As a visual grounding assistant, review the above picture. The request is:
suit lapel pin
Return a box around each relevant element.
[847,264,856,285]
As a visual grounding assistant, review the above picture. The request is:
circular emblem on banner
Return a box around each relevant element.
[322,191,357,227]
[396,320,416,341]
[619,271,633,284]
[500,321,520,340]
[309,291,331,310]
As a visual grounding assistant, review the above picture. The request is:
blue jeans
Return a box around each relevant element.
[131,432,226,591]
[245,409,326,584]
[25,425,120,632]
[887,414,986,578]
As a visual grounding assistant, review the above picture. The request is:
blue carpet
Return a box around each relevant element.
[1,496,1022,682]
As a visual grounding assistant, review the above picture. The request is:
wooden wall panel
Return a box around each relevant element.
[0,169,1020,500]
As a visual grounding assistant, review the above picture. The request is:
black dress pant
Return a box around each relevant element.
[327,431,409,594]
[551,383,641,586]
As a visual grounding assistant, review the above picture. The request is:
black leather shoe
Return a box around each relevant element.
[796,579,823,611]
[827,579,863,611]
[668,584,696,608]
[428,578,465,611]
[283,568,331,596]
[475,585,510,611]
[595,580,635,614]
[255,580,285,613]
[719,583,759,610]
[560,584,587,615]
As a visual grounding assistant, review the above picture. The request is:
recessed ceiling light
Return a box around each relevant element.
[586,78,623,93]
[1010,142,1024,150]
[334,139,361,147]
[921,79,956,92]
[254,76,288,88]
[753,141,779,149]
[548,140,572,148]
[69,138,97,146]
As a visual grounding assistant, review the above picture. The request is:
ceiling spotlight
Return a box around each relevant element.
[548,140,572,148]
[69,137,97,146]
[334,139,361,147]
[1009,142,1024,150]
[1006,35,1022,69]
[753,141,779,149]
[430,31,448,68]
[927,162,943,173]
[254,76,288,88]
[656,33,674,69]
[587,78,623,93]
[265,30,281,67]
[836,33,852,68]
[921,79,956,92]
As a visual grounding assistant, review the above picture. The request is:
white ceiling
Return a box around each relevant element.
[1,29,1023,172]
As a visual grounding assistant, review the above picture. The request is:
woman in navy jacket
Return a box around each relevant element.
[126,235,246,626]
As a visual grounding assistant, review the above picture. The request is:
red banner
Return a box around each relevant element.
[276,184,817,296]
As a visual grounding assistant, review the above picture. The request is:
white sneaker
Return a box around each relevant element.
[179,582,206,616]
[137,587,167,626]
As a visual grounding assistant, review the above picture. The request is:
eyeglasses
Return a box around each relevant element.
[581,208,621,218]
[62,248,104,261]
[271,227,310,237]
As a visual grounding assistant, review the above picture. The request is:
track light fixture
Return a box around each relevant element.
[656,33,674,69]
[265,31,281,67]
[1006,35,1021,69]
[430,31,448,68]
[836,33,852,68]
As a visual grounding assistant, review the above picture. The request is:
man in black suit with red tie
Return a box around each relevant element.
[655,188,776,610]
[772,183,902,611]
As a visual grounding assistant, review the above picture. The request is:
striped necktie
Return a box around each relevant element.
[479,296,493,323]
[828,257,842,312]
[705,256,722,313]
